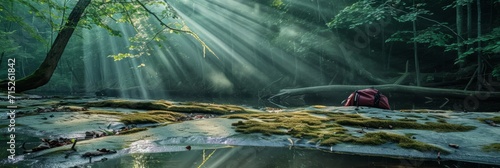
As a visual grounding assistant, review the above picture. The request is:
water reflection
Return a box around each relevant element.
[89,146,498,168]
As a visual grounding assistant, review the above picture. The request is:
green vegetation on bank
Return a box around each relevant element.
[224,109,475,153]
[482,143,500,152]
[86,99,263,115]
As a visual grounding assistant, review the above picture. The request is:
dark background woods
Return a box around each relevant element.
[0,0,499,106]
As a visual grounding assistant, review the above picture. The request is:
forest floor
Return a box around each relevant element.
[0,94,499,167]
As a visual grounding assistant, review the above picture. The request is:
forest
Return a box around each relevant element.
[1,1,500,167]
[0,0,499,109]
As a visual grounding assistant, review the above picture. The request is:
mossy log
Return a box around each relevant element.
[268,84,500,112]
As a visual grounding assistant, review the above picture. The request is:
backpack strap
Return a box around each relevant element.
[374,90,381,107]
[353,90,359,107]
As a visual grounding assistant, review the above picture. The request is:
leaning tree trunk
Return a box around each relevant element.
[0,0,91,93]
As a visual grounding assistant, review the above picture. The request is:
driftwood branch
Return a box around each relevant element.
[269,84,500,112]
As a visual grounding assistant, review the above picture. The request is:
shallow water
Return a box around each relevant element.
[86,146,497,168]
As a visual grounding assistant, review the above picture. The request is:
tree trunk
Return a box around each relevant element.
[476,0,482,90]
[0,0,91,93]
[412,0,420,86]
[456,0,464,67]
[467,0,472,51]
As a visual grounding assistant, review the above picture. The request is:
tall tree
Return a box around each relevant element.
[412,0,420,86]
[456,0,464,67]
[467,0,472,49]
[0,0,215,92]
[0,0,91,92]
[476,0,482,90]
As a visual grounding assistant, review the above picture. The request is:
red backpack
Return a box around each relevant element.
[344,88,390,109]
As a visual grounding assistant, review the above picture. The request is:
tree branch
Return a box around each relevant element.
[134,0,218,58]
[386,5,466,41]
[135,0,190,34]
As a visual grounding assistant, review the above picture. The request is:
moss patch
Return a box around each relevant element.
[86,99,261,115]
[353,132,447,153]
[224,112,349,143]
[399,109,449,113]
[312,105,327,109]
[437,118,447,123]
[120,110,185,124]
[224,110,450,153]
[119,128,148,135]
[478,116,500,123]
[397,118,418,122]
[81,110,124,116]
[86,100,172,110]
[81,109,185,125]
[335,117,474,132]
[482,143,500,152]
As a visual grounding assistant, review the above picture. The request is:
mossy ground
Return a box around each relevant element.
[223,109,475,153]
[353,132,448,153]
[482,143,500,152]
[86,99,261,114]
[82,110,185,125]
[119,128,148,135]
[399,109,450,113]
[86,100,173,110]
[478,116,500,123]
[120,110,185,124]
[334,116,474,132]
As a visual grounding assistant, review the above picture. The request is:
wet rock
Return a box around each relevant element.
[82,148,117,158]
[484,120,498,127]
[449,143,460,149]
[106,122,126,130]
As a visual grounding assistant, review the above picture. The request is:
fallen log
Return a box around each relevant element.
[268,84,500,112]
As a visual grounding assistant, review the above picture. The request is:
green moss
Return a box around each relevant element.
[120,110,185,124]
[225,112,345,139]
[335,118,475,132]
[354,132,448,153]
[86,100,261,115]
[399,109,449,113]
[478,116,500,123]
[437,118,447,123]
[81,110,124,116]
[397,118,417,122]
[86,100,172,110]
[404,133,417,138]
[424,122,476,132]
[482,143,500,152]
[226,115,252,120]
[119,128,148,135]
[320,138,341,145]
[224,110,460,153]
[81,110,185,125]
[312,105,327,109]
